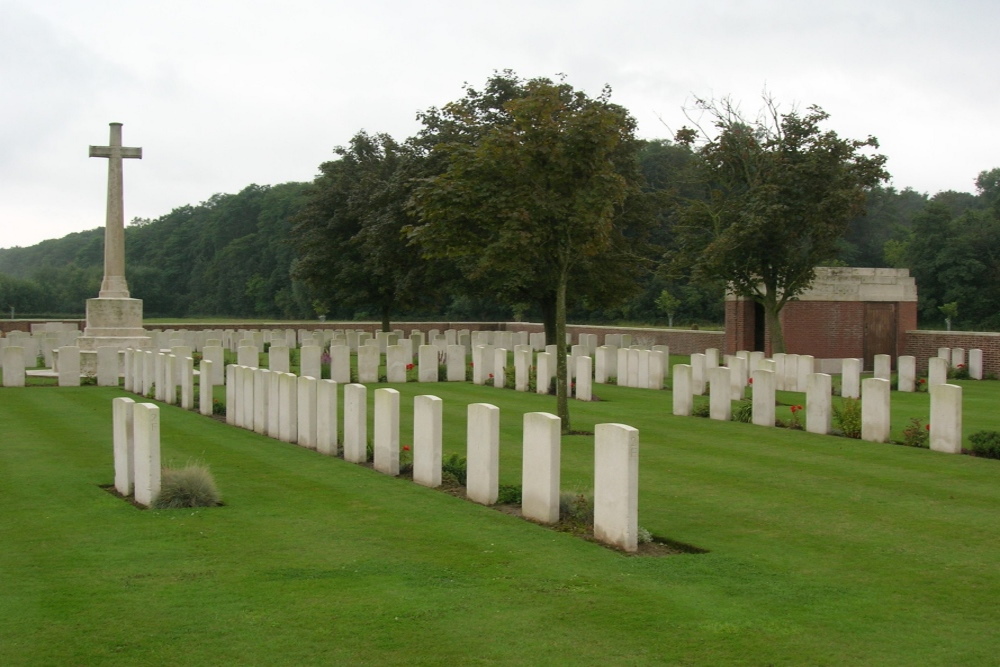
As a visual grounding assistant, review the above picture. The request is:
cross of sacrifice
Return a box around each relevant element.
[89,122,142,298]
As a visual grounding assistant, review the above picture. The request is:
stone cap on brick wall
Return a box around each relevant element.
[726,267,917,303]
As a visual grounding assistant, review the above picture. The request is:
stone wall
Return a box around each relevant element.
[0,320,84,334]
[905,330,1000,376]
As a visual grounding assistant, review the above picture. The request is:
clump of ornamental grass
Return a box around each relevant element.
[152,462,222,509]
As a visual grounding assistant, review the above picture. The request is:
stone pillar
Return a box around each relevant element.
[296,376,317,448]
[268,345,290,374]
[937,347,951,362]
[841,358,861,399]
[749,351,764,373]
[374,388,400,475]
[951,348,965,369]
[897,356,916,392]
[928,357,948,387]
[672,364,693,417]
[729,355,747,401]
[203,345,225,384]
[873,354,892,381]
[355,345,377,384]
[575,356,593,401]
[627,348,641,388]
[329,345,350,384]
[413,394,442,487]
[300,345,322,381]
[493,348,507,388]
[199,359,214,416]
[806,373,832,435]
[861,378,891,443]
[784,354,800,392]
[536,352,553,395]
[316,380,338,456]
[930,383,963,454]
[343,383,367,463]
[514,346,531,391]
[97,346,119,386]
[594,423,639,553]
[225,364,236,425]
[522,412,561,524]
[752,369,776,427]
[386,344,407,383]
[112,396,135,496]
[649,349,665,390]
[635,348,649,388]
[418,344,439,382]
[969,349,983,380]
[2,346,25,387]
[466,403,500,505]
[278,372,298,443]
[594,345,613,384]
[797,355,815,392]
[132,402,161,507]
[709,366,731,421]
[704,348,719,369]
[58,346,81,387]
[266,370,281,439]
[237,345,259,369]
[690,353,706,396]
[179,356,195,410]
[446,344,466,381]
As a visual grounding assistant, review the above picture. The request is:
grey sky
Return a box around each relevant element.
[2,0,996,249]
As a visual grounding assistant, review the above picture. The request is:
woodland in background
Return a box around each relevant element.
[0,144,997,331]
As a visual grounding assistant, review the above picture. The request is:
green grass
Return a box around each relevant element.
[3,379,1000,665]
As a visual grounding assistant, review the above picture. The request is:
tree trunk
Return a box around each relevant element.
[762,290,786,354]
[380,302,391,334]
[555,270,570,433]
[539,293,557,346]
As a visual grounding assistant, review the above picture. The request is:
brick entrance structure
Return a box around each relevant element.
[725,268,918,370]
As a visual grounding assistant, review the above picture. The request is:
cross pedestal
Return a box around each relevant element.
[77,122,151,372]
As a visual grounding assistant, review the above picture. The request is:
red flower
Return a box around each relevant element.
[488,373,494,379]
[405,363,414,371]
[918,378,926,384]
[958,363,966,368]
[748,377,754,384]
[790,405,803,413]
[402,445,411,451]
[925,424,930,431]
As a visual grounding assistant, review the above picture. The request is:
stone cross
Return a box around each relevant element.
[90,122,142,298]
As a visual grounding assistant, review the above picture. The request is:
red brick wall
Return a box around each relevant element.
[780,301,866,358]
[724,300,756,354]
[904,330,1000,376]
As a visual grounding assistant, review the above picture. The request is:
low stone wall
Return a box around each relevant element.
[904,330,1000,376]
[0,320,84,334]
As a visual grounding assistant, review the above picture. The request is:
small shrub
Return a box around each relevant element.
[691,402,710,418]
[949,364,970,380]
[497,484,522,504]
[152,463,221,509]
[637,526,653,544]
[731,399,753,423]
[900,418,929,448]
[442,453,467,486]
[833,398,862,439]
[559,491,594,526]
[212,398,226,415]
[785,404,804,430]
[969,431,1000,459]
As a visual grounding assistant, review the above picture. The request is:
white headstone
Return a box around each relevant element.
[930,383,963,454]
[343,383,367,463]
[593,423,639,553]
[466,403,500,505]
[132,403,161,507]
[751,369,776,427]
[521,412,561,523]
[112,397,135,496]
[861,378,891,443]
[316,379,338,456]
[805,373,832,435]
[374,388,400,475]
[413,394,443,487]
[672,364,693,417]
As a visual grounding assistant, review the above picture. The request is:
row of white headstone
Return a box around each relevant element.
[671,364,964,453]
[218,364,643,551]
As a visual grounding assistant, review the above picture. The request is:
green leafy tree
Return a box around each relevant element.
[293,131,440,331]
[672,97,889,352]
[410,73,645,430]
[655,289,681,327]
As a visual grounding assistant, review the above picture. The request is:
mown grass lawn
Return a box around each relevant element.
[2,378,999,665]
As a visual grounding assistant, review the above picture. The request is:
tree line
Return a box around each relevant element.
[0,72,996,339]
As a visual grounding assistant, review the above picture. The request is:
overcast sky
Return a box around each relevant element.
[2,0,997,250]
